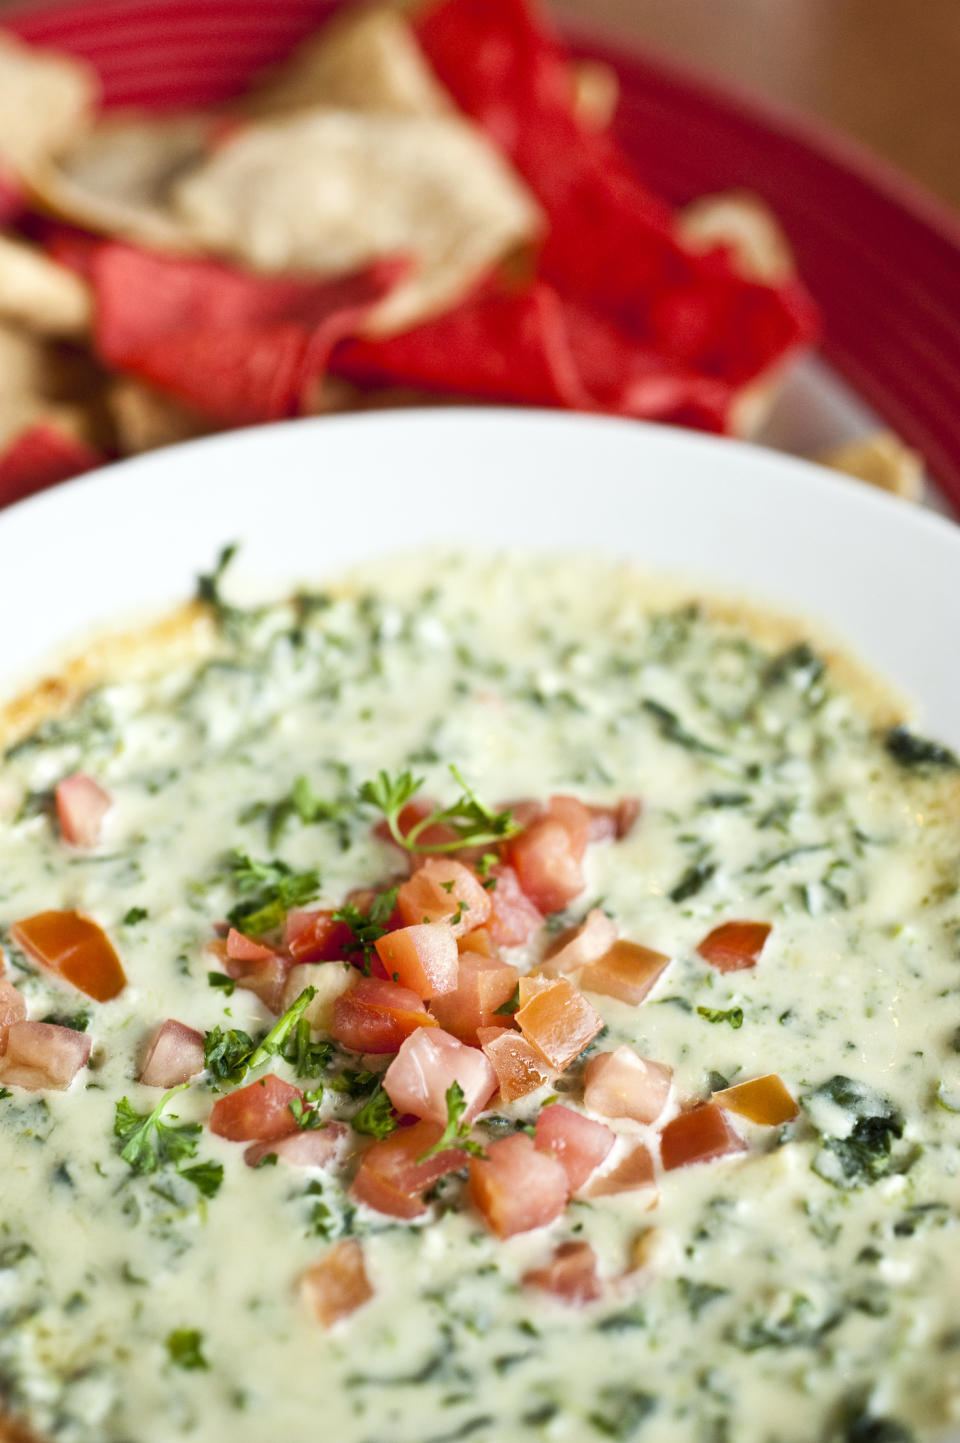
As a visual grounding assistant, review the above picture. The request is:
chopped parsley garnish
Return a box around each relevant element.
[207,971,236,996]
[885,724,959,771]
[697,1005,744,1029]
[204,988,318,1087]
[166,1328,209,1371]
[494,986,520,1016]
[350,1083,398,1140]
[289,1088,325,1130]
[243,773,355,848]
[333,886,400,969]
[195,542,237,613]
[40,1008,90,1033]
[417,1082,486,1163]
[283,1018,334,1078]
[179,1160,224,1199]
[122,906,149,926]
[223,850,321,937]
[359,764,519,854]
[114,1085,200,1175]
[0,1088,11,1102]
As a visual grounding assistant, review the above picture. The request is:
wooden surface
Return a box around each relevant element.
[553,0,960,211]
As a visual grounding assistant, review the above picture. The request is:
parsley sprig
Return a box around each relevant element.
[351,1083,398,1140]
[114,1084,201,1174]
[203,987,318,1088]
[223,851,320,937]
[241,774,355,849]
[359,765,519,855]
[417,1083,486,1163]
[332,886,399,972]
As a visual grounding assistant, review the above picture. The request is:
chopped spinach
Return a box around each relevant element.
[697,1006,743,1029]
[166,1328,209,1371]
[223,850,321,937]
[669,860,717,904]
[885,725,958,771]
[351,1083,398,1140]
[806,1076,906,1189]
[588,1385,657,1438]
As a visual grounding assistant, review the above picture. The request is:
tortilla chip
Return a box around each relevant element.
[30,114,214,250]
[415,0,818,393]
[817,432,924,503]
[0,323,54,400]
[0,410,101,508]
[172,108,543,335]
[678,191,797,286]
[0,234,91,336]
[0,31,98,180]
[570,60,619,130]
[107,377,210,456]
[334,280,730,429]
[243,5,451,119]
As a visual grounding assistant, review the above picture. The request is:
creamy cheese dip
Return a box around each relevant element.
[1,552,959,1443]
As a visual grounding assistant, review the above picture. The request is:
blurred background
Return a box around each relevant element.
[554,0,960,208]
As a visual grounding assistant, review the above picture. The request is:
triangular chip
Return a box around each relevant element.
[678,191,797,286]
[243,5,451,119]
[0,234,91,336]
[31,114,214,250]
[0,30,98,180]
[172,108,543,335]
[107,377,210,456]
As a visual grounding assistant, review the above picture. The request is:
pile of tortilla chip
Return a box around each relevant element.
[0,0,820,507]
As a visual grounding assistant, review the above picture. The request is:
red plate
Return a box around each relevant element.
[6,0,960,510]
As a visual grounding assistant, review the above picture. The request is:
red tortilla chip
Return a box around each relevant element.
[121,324,310,427]
[416,0,818,390]
[334,281,730,430]
[0,164,23,225]
[0,422,102,508]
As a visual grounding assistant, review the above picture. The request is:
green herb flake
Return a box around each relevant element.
[122,906,149,926]
[166,1328,209,1371]
[359,764,519,855]
[114,1085,200,1175]
[885,725,959,771]
[351,1083,398,1140]
[223,851,321,938]
[179,1160,224,1199]
[697,1005,744,1029]
[417,1082,486,1163]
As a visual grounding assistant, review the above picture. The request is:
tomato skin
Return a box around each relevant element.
[0,978,27,1052]
[579,1139,656,1198]
[696,920,771,973]
[209,1073,303,1142]
[351,1120,468,1219]
[583,1046,673,1125]
[245,1123,347,1170]
[515,976,603,1071]
[11,910,126,1002]
[331,975,438,1053]
[538,908,617,979]
[396,858,492,937]
[579,938,671,1005]
[534,1104,614,1192]
[522,1241,601,1304]
[373,922,459,999]
[225,929,276,963]
[660,1103,747,1171]
[468,1133,569,1238]
[477,1025,552,1102]
[300,1238,373,1326]
[485,864,543,947]
[285,909,357,963]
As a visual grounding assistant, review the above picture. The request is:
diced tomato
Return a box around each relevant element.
[245,1122,347,1170]
[468,1133,569,1238]
[209,1073,302,1142]
[285,908,357,962]
[587,796,641,842]
[351,1119,468,1219]
[11,911,126,1002]
[374,922,459,999]
[0,978,27,1053]
[583,1046,673,1125]
[696,920,771,973]
[140,1019,205,1088]
[331,976,438,1054]
[0,1021,91,1090]
[712,1073,798,1125]
[580,1140,657,1198]
[301,1238,373,1326]
[484,864,543,947]
[396,857,492,937]
[660,1103,748,1171]
[534,1104,614,1192]
[429,950,519,1043]
[548,795,592,855]
[384,1027,497,1125]
[515,975,603,1070]
[227,954,291,1014]
[477,1025,552,1101]
[579,939,671,1006]
[225,928,276,963]
[458,927,496,958]
[280,962,358,1032]
[55,773,111,848]
[538,908,617,979]
[523,1240,602,1303]
[508,814,585,914]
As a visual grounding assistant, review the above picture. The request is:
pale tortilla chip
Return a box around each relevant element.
[107,376,210,456]
[0,234,91,336]
[243,5,451,119]
[570,60,619,130]
[817,431,924,503]
[0,394,92,451]
[678,190,796,286]
[0,31,98,179]
[30,114,214,250]
[0,323,52,400]
[173,108,543,335]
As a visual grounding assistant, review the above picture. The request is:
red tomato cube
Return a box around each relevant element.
[485,864,544,947]
[660,1103,748,1171]
[468,1133,569,1237]
[0,978,27,1052]
[534,1103,615,1192]
[351,1119,469,1219]
[396,858,492,937]
[140,1019,205,1088]
[301,1239,373,1326]
[579,1140,657,1198]
[12,911,126,1002]
[712,1073,798,1125]
[331,975,438,1053]
[285,908,357,962]
[374,922,459,999]
[522,1240,601,1303]
[209,1073,302,1142]
[583,1046,673,1125]
[696,920,771,973]
[384,1026,497,1125]
[515,976,603,1071]
[428,950,519,1043]
[0,1020,91,1091]
[55,773,111,848]
[579,939,671,1005]
[477,1026,552,1101]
